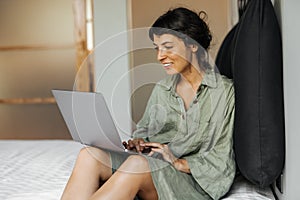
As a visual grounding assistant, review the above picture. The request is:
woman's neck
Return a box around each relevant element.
[179,64,204,92]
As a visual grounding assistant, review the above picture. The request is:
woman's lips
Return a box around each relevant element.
[163,63,172,69]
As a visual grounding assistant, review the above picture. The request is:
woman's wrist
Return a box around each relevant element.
[172,159,191,174]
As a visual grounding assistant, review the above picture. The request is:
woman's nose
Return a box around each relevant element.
[157,48,167,61]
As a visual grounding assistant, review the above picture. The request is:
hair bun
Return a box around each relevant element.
[198,11,208,21]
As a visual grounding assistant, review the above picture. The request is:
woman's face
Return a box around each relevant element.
[153,34,195,75]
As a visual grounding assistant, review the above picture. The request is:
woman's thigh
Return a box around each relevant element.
[76,147,113,181]
[112,155,158,200]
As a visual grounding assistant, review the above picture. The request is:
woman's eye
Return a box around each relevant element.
[153,46,173,51]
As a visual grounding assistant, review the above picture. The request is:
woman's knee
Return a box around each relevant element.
[76,147,112,177]
[75,147,113,182]
[78,147,110,164]
[119,155,150,173]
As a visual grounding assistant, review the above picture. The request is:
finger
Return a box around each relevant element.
[148,150,154,157]
[142,142,163,149]
[148,147,163,154]
[138,140,145,152]
[136,144,141,153]
[147,148,163,156]
[135,140,143,153]
[139,139,145,144]
[127,140,134,149]
[122,141,128,149]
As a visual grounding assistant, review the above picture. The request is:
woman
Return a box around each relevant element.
[61,7,235,200]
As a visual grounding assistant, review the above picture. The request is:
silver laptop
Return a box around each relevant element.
[52,90,130,153]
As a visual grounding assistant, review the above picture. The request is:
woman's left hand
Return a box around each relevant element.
[141,142,191,174]
[140,142,177,164]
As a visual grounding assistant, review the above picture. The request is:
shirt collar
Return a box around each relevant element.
[201,68,217,88]
[158,68,218,91]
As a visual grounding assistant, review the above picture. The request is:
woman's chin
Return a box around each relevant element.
[164,68,178,75]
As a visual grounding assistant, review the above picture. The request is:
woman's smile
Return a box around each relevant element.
[162,62,173,70]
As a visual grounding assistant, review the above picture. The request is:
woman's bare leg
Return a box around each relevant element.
[61,147,112,200]
[89,155,158,200]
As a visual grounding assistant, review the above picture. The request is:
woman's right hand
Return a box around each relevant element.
[125,138,146,153]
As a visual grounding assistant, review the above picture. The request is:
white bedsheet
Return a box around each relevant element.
[0,140,275,200]
[0,140,82,200]
[222,175,275,200]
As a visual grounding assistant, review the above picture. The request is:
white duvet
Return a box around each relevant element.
[0,140,82,200]
[0,140,275,200]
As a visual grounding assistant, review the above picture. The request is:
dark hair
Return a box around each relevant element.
[149,7,212,50]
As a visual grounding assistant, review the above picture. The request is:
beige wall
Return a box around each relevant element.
[131,0,231,58]
[129,0,232,124]
[0,0,75,139]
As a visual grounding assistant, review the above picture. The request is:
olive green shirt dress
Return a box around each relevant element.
[131,69,236,200]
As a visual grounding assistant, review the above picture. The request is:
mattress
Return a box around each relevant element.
[0,140,275,200]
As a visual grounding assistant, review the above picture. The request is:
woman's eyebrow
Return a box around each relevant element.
[153,41,173,46]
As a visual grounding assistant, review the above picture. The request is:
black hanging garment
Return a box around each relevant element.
[216,0,285,187]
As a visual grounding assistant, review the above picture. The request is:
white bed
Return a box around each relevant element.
[0,140,275,200]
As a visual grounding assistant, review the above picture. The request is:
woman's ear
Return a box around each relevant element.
[190,44,198,53]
